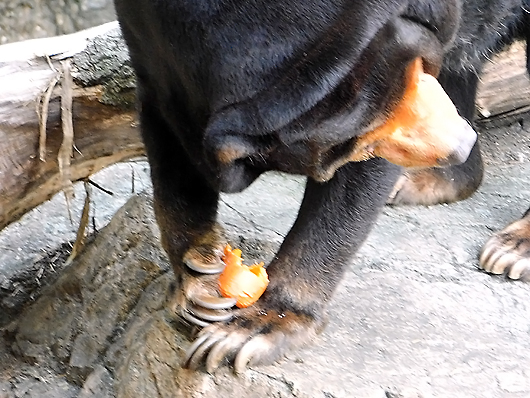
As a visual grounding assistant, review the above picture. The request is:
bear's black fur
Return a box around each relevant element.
[114,0,530,371]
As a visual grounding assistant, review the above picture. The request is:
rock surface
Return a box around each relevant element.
[0,162,152,327]
[1,120,530,397]
[0,0,116,45]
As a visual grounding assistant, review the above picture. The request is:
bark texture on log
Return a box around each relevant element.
[0,22,143,231]
[476,41,530,126]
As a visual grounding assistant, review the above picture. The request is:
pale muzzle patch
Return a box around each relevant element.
[350,58,477,168]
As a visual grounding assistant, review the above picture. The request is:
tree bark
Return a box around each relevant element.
[0,22,528,231]
[476,41,530,126]
[0,22,143,231]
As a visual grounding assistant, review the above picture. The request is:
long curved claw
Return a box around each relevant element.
[492,253,519,275]
[191,294,237,310]
[180,308,211,328]
[480,248,511,274]
[169,227,240,332]
[185,329,228,370]
[187,303,234,323]
[478,243,498,271]
[205,332,248,373]
[183,330,214,366]
[234,335,274,374]
[184,247,226,274]
[171,267,237,329]
[181,307,324,373]
[507,259,530,279]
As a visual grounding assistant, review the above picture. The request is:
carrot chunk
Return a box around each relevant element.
[218,244,269,308]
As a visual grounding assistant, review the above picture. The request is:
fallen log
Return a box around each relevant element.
[476,41,530,125]
[0,23,528,231]
[0,22,143,231]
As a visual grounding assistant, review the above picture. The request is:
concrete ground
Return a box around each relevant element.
[1,116,530,397]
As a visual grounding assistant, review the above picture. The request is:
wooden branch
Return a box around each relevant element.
[0,23,528,231]
[476,41,530,125]
[0,22,143,231]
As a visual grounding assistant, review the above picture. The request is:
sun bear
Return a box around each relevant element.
[113,0,530,372]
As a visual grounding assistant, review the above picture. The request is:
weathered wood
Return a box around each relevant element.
[0,22,143,231]
[0,23,528,231]
[476,41,530,124]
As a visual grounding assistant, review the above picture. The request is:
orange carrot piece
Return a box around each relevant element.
[219,244,269,308]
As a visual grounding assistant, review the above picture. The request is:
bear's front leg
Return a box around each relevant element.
[184,158,401,373]
[138,97,237,328]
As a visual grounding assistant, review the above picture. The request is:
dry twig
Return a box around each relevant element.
[58,59,75,221]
